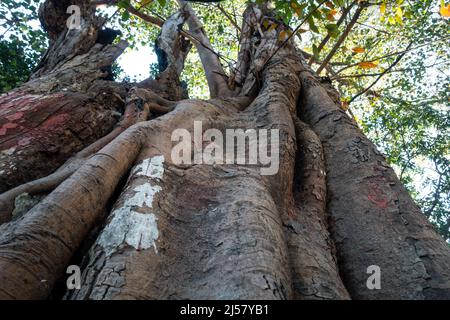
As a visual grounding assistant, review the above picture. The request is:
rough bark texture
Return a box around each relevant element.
[0,0,128,193]
[0,2,449,300]
[298,66,450,299]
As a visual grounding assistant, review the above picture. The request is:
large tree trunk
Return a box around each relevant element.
[0,1,448,300]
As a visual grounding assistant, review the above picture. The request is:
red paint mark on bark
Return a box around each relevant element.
[6,112,24,121]
[367,195,389,208]
[41,113,70,130]
[367,182,389,208]
[0,123,18,136]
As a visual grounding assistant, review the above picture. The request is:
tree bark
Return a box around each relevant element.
[0,0,128,194]
[0,2,448,300]
[298,65,450,299]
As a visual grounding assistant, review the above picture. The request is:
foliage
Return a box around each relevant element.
[0,0,47,92]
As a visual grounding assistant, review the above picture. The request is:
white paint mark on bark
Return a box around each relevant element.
[97,208,160,257]
[123,183,162,208]
[97,155,165,256]
[131,155,165,179]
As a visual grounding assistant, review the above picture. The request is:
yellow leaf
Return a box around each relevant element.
[380,2,386,14]
[352,47,365,54]
[441,4,450,17]
[358,61,378,69]
[291,2,298,9]
[279,30,287,41]
[396,6,403,19]
[263,19,270,29]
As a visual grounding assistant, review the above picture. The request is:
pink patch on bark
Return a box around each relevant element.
[367,195,389,208]
[41,113,70,130]
[0,123,18,136]
[6,112,24,121]
[367,182,389,208]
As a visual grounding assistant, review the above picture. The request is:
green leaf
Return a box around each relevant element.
[312,43,319,59]
[308,17,319,33]
[121,10,130,21]
[325,23,339,38]
[117,0,130,9]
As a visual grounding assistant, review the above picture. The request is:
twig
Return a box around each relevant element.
[316,4,365,74]
[217,3,241,33]
[349,42,413,103]
[335,36,450,74]
[308,0,357,65]
[264,0,330,65]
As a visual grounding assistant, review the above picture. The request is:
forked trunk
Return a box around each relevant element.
[0,1,448,300]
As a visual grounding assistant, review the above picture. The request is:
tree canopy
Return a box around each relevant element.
[0,0,449,241]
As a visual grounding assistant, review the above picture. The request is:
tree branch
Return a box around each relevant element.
[217,3,241,33]
[335,36,450,74]
[176,0,232,98]
[349,42,412,103]
[308,0,356,66]
[316,3,365,74]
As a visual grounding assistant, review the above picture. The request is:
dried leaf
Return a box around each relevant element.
[325,1,334,9]
[352,47,365,54]
[358,61,378,69]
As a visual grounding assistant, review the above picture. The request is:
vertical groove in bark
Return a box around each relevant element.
[298,62,450,299]
[287,119,350,299]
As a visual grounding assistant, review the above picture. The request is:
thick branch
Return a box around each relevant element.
[176,0,233,98]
